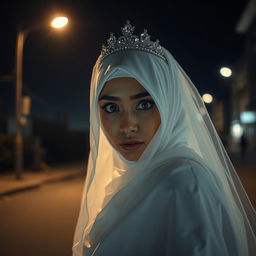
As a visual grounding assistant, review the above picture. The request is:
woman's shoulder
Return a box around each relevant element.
[158,157,219,196]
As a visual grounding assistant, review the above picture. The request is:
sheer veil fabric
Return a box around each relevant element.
[72,48,256,255]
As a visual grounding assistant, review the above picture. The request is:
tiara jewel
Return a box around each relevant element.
[101,20,167,62]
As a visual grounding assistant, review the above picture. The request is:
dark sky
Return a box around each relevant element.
[0,0,248,131]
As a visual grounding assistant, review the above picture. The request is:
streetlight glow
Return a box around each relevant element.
[13,16,69,179]
[231,120,243,139]
[202,93,213,104]
[220,67,232,77]
[51,17,68,28]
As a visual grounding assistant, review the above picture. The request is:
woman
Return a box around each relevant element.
[73,21,256,255]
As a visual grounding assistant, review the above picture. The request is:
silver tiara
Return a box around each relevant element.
[101,20,167,62]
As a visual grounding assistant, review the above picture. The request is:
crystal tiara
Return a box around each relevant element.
[101,20,167,62]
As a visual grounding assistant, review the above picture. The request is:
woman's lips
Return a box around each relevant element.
[119,140,144,151]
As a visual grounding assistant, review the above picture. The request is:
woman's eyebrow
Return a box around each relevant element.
[130,92,150,99]
[98,92,150,101]
[99,95,120,101]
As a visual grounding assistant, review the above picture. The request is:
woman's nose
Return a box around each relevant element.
[120,113,138,135]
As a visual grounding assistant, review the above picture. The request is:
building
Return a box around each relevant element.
[231,0,256,149]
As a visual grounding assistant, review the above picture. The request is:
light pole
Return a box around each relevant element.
[219,66,233,142]
[14,16,68,179]
[15,27,26,179]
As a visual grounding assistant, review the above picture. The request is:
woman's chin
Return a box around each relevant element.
[120,150,143,162]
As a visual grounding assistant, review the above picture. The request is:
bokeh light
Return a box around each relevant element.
[51,17,68,28]
[231,120,243,139]
[202,93,213,103]
[220,67,232,77]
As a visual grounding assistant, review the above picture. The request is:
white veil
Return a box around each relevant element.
[72,48,256,256]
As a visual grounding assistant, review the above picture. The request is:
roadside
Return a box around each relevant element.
[0,162,86,197]
[0,150,255,203]
[228,150,256,208]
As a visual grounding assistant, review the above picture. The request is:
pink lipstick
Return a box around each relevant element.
[119,140,144,151]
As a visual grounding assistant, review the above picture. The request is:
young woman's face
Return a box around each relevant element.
[98,77,161,161]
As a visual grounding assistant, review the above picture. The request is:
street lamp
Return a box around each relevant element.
[50,17,69,28]
[202,93,213,104]
[231,120,243,140]
[15,16,68,179]
[220,67,232,78]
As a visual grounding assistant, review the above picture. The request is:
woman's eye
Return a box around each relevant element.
[102,103,120,113]
[136,100,155,111]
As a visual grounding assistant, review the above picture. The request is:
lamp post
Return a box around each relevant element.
[15,27,26,179]
[219,66,233,143]
[14,16,68,180]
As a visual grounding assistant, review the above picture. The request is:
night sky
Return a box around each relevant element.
[0,0,248,131]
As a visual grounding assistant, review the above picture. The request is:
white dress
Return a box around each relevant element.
[83,158,239,256]
[73,28,256,255]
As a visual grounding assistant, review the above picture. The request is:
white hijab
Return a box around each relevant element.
[73,48,256,255]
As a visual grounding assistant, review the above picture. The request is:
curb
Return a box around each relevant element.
[0,171,83,197]
[0,184,41,197]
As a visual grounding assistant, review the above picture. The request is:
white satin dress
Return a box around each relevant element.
[83,158,239,256]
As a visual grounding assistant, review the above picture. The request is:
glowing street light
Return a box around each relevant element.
[220,67,232,77]
[51,17,68,28]
[14,16,69,179]
[231,120,243,139]
[202,93,213,104]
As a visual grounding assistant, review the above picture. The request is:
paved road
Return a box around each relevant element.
[0,177,85,256]
[235,164,256,208]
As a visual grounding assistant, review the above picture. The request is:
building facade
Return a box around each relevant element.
[231,0,256,149]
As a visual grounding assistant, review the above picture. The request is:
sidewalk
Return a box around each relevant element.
[0,162,86,197]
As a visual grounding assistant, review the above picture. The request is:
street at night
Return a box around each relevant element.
[0,0,256,255]
[0,177,84,256]
[0,160,255,256]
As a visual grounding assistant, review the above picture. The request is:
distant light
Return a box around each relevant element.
[240,111,256,124]
[202,93,213,103]
[51,17,68,28]
[20,115,27,126]
[231,120,243,139]
[220,67,232,77]
[22,96,31,115]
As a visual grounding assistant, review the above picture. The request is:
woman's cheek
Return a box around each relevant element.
[143,111,161,130]
[102,115,120,135]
